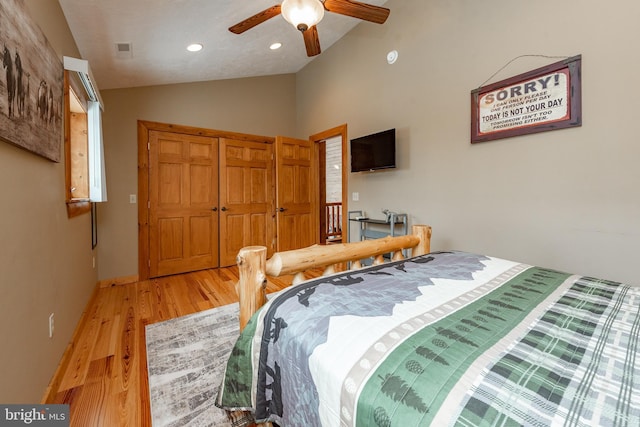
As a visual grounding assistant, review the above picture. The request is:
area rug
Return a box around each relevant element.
[146,303,240,427]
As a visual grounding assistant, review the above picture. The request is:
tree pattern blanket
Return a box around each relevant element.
[216,251,640,426]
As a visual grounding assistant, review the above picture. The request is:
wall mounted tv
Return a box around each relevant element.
[350,128,396,173]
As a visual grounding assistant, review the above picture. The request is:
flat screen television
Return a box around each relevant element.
[350,128,396,172]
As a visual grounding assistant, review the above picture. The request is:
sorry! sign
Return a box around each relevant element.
[471,56,582,143]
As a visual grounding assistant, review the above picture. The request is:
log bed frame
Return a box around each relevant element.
[235,224,432,331]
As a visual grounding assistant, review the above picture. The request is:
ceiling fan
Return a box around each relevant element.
[229,0,390,57]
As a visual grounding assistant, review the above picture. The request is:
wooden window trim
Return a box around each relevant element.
[64,70,91,218]
[66,199,91,217]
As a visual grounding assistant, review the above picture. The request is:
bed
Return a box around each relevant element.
[216,225,640,426]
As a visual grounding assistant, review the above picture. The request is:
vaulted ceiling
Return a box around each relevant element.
[58,0,389,90]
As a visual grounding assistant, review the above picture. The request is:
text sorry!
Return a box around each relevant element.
[482,74,561,105]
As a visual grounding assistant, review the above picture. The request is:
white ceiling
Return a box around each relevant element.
[57,0,389,90]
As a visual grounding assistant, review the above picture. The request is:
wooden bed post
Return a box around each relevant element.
[411,224,432,256]
[236,246,268,331]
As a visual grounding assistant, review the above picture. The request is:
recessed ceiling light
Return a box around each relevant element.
[187,43,203,52]
[270,42,282,50]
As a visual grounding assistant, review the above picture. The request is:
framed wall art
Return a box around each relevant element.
[471,55,582,144]
[0,0,63,161]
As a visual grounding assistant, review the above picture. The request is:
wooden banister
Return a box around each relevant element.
[325,202,342,240]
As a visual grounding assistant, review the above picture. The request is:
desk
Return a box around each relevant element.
[348,210,408,242]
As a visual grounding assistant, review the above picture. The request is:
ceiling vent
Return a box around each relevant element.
[115,42,133,59]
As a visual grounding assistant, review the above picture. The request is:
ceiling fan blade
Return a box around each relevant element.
[303,26,321,57]
[229,5,282,34]
[323,0,390,24]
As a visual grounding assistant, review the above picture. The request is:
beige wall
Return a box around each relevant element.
[98,75,297,280]
[0,0,96,403]
[296,0,640,285]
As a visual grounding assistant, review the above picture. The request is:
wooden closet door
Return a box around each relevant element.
[219,138,275,267]
[275,136,318,252]
[149,131,219,277]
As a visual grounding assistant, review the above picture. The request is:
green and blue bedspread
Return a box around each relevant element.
[216,251,639,426]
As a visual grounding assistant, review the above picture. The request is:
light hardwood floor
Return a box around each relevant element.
[43,266,306,426]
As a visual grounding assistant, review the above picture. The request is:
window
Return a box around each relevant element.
[63,57,106,217]
[87,100,107,202]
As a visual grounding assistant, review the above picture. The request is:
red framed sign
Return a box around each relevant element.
[471,55,582,143]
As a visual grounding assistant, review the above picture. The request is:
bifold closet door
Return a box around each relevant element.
[148,131,219,277]
[218,138,275,267]
[275,136,318,252]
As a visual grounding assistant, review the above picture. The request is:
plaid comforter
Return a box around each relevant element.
[216,251,640,426]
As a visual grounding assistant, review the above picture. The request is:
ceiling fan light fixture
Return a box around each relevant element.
[281,0,325,32]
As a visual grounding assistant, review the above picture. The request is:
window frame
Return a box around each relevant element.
[64,70,91,217]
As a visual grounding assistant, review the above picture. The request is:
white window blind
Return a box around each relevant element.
[88,101,107,202]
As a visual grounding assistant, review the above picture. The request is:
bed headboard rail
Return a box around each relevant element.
[236,224,432,330]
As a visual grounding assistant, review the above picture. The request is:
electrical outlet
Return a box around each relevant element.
[129,194,137,204]
[49,313,55,338]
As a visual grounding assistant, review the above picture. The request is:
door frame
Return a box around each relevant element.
[137,120,275,280]
[310,124,348,244]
